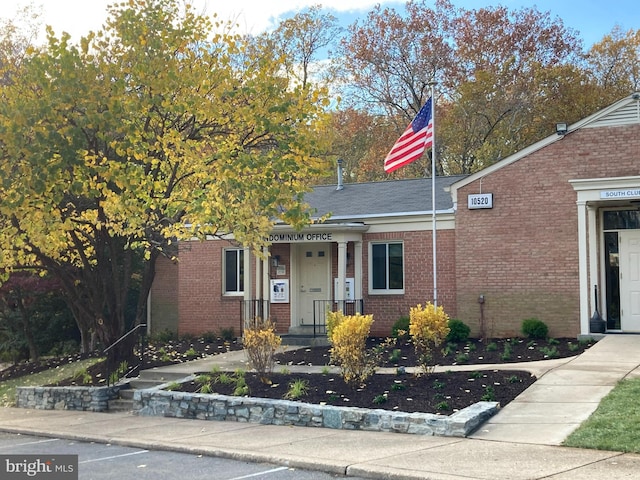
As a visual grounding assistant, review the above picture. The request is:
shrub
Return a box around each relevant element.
[108,360,129,385]
[326,311,375,386]
[521,318,548,339]
[481,386,496,401]
[501,341,513,361]
[409,302,450,374]
[568,342,580,352]
[201,330,218,343]
[391,316,410,339]
[242,317,281,382]
[233,376,249,396]
[388,348,402,363]
[284,379,309,400]
[446,319,470,343]
[150,328,176,343]
[373,394,388,405]
[540,346,559,358]
[219,327,235,342]
[455,353,469,364]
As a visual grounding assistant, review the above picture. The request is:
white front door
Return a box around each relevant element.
[620,231,640,331]
[296,243,330,326]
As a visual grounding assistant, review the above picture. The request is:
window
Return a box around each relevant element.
[224,249,244,294]
[603,210,640,230]
[370,242,404,294]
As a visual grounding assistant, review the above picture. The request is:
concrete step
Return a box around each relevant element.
[136,369,193,383]
[287,325,326,336]
[281,335,330,347]
[127,378,167,390]
[118,388,135,400]
[108,398,133,413]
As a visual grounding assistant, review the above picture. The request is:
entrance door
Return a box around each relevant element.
[296,243,329,326]
[620,231,640,331]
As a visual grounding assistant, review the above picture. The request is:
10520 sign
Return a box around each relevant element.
[467,193,493,209]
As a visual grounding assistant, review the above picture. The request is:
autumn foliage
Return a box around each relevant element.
[0,0,330,355]
[327,311,376,386]
[242,318,282,382]
[409,303,450,375]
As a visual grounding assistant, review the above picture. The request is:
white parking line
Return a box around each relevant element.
[79,450,149,464]
[0,438,60,449]
[229,466,290,479]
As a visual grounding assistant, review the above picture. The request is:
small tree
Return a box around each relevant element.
[242,318,281,383]
[409,302,450,374]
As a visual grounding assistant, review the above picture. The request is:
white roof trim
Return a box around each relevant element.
[309,209,456,222]
[450,93,640,204]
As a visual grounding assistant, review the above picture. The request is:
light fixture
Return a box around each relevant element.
[555,122,568,136]
[271,255,280,267]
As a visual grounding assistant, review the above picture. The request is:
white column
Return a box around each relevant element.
[354,241,363,313]
[336,241,347,307]
[243,247,252,303]
[577,201,590,334]
[254,251,262,300]
[262,247,270,309]
[587,205,598,317]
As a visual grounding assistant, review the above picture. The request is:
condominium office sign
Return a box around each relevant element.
[268,232,333,243]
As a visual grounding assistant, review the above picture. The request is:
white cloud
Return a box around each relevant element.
[6,0,402,42]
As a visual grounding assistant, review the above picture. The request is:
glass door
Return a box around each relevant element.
[603,210,640,331]
[604,232,620,329]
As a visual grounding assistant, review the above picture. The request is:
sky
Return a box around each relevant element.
[5,0,639,48]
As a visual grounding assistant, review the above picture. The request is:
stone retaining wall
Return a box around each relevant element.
[133,377,499,437]
[16,386,120,412]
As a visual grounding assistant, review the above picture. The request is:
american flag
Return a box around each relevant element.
[383,97,433,173]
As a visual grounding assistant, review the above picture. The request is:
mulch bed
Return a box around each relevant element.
[178,369,536,415]
[172,336,593,415]
[274,336,594,368]
[2,335,594,415]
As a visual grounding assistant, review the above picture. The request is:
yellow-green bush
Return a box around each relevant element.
[326,309,345,340]
[409,302,450,374]
[242,317,281,382]
[327,311,375,386]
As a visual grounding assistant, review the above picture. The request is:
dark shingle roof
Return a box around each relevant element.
[302,176,468,221]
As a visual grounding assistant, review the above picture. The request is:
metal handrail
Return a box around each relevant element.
[103,323,147,355]
[313,299,365,337]
[104,323,147,387]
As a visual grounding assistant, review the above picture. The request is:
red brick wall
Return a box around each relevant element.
[149,256,179,334]
[177,240,245,336]
[268,243,291,331]
[455,124,640,338]
[362,229,457,337]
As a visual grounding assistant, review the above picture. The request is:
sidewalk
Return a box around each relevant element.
[1,335,640,479]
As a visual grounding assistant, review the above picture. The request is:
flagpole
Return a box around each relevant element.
[429,82,438,307]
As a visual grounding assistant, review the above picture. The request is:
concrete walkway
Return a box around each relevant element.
[471,334,640,445]
[2,335,640,479]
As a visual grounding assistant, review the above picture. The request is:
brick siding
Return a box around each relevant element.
[455,124,640,337]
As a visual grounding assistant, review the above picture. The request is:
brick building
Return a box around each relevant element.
[149,93,640,339]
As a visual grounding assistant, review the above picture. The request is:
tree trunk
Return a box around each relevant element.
[17,299,39,362]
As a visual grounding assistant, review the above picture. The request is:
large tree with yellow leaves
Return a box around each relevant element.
[0,0,330,356]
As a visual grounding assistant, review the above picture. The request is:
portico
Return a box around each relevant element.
[244,223,369,332]
[571,176,640,334]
